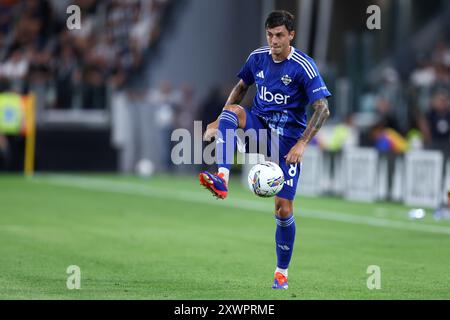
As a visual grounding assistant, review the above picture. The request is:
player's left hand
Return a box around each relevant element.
[285,141,306,164]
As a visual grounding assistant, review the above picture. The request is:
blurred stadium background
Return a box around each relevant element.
[1,0,450,299]
[0,0,449,207]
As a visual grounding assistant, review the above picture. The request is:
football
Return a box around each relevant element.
[247,161,285,197]
[135,158,155,178]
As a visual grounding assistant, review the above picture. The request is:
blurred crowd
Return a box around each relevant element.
[359,40,450,158]
[0,0,448,174]
[0,0,169,116]
[306,38,450,163]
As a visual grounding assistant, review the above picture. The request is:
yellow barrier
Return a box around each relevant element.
[23,94,36,177]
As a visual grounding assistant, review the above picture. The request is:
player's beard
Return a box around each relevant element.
[271,45,288,60]
[270,45,281,55]
[272,46,282,53]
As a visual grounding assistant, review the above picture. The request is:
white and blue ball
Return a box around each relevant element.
[247,161,285,197]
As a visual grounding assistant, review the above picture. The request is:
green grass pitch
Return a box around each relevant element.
[1,173,450,299]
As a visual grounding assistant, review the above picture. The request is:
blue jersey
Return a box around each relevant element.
[237,46,331,139]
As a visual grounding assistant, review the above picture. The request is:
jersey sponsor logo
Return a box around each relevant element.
[257,85,290,105]
[281,74,292,86]
[256,70,265,79]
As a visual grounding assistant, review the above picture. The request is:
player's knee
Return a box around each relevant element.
[223,104,242,114]
[276,206,292,218]
[275,199,293,218]
[223,104,245,127]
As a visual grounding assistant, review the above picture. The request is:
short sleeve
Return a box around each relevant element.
[301,59,332,104]
[237,55,255,86]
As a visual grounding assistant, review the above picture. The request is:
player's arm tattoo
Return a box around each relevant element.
[299,98,330,144]
[224,80,249,106]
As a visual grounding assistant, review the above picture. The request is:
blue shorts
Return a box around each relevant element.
[242,108,302,200]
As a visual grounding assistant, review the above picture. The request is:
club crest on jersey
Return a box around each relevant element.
[281,74,292,86]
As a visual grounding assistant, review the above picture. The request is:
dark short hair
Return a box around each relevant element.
[265,10,295,32]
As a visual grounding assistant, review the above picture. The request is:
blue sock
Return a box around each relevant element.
[275,214,296,269]
[216,110,238,171]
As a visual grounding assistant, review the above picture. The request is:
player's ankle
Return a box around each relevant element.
[218,168,230,184]
[275,267,288,278]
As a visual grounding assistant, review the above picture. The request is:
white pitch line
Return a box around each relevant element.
[31,175,450,236]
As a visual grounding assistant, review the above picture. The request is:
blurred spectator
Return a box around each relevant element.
[0,49,29,91]
[54,43,78,109]
[374,96,402,133]
[149,81,177,171]
[0,133,9,170]
[377,67,404,113]
[172,84,195,131]
[81,64,107,109]
[320,114,358,152]
[405,105,431,150]
[426,89,450,157]
[410,54,437,113]
[410,55,437,89]
[369,96,407,154]
[0,2,15,39]
[26,45,54,118]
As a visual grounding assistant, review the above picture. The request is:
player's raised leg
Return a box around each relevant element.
[272,197,295,289]
[199,105,246,199]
